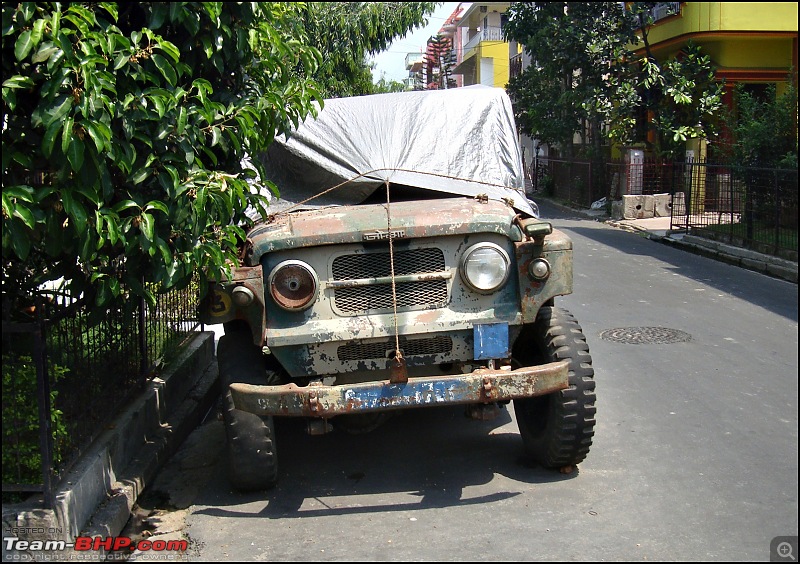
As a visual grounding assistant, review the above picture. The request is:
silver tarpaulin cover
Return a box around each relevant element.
[257,85,536,217]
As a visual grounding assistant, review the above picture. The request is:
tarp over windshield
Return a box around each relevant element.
[255,85,537,218]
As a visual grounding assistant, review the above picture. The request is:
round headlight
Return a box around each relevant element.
[460,243,511,293]
[268,260,318,311]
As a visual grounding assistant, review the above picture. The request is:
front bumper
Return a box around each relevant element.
[229,360,570,418]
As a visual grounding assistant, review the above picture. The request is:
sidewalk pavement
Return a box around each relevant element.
[542,199,798,284]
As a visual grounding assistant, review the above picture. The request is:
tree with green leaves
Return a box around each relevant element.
[721,77,798,169]
[373,72,410,93]
[504,2,724,159]
[504,2,640,159]
[1,2,435,321]
[2,2,323,319]
[300,2,437,98]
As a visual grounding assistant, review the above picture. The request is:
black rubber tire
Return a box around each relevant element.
[512,306,596,469]
[217,326,278,491]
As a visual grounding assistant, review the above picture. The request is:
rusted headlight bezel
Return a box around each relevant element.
[268,260,319,311]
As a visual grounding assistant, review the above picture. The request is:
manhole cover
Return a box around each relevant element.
[599,327,692,345]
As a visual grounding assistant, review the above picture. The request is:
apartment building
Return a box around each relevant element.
[632,2,798,159]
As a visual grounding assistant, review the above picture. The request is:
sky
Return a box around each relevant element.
[369,2,462,84]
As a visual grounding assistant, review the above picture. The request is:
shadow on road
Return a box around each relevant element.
[533,198,796,323]
[188,404,579,520]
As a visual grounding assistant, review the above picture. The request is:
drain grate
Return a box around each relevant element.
[599,327,692,345]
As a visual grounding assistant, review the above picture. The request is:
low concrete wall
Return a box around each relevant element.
[2,331,219,560]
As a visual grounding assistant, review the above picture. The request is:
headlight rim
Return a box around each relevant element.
[268,259,319,311]
[459,242,511,294]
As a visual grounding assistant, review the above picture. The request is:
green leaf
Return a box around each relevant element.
[152,54,176,86]
[61,116,74,155]
[32,45,59,64]
[156,237,172,265]
[176,106,187,135]
[62,190,88,233]
[2,75,34,90]
[81,121,106,152]
[9,219,32,260]
[106,215,120,245]
[30,18,45,47]
[131,167,151,185]
[156,39,181,63]
[75,185,101,208]
[112,199,140,213]
[1,194,13,220]
[98,3,118,21]
[150,94,165,118]
[42,95,73,128]
[144,200,169,215]
[3,185,35,201]
[140,212,155,242]
[150,3,167,29]
[15,30,33,60]
[67,138,85,172]
[13,204,36,230]
[113,52,130,70]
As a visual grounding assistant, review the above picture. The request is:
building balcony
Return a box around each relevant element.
[462,26,505,56]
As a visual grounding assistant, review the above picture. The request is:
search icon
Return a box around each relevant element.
[772,537,798,562]
[777,542,794,559]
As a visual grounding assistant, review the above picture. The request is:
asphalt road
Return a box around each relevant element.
[130,200,798,562]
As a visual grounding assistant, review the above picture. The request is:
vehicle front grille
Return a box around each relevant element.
[331,247,448,313]
[337,336,453,362]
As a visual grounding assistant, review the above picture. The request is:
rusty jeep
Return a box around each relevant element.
[199,86,596,491]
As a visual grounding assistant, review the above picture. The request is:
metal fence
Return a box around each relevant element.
[534,156,797,259]
[670,162,798,259]
[2,281,202,507]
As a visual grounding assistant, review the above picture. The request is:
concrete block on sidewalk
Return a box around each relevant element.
[622,194,655,219]
[654,193,671,217]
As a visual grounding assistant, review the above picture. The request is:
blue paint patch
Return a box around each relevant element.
[343,379,476,410]
[473,323,509,360]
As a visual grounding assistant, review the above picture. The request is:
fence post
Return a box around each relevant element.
[35,302,55,508]
[744,168,755,242]
[773,169,780,255]
[138,292,148,381]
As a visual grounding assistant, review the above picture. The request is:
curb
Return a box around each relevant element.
[658,233,798,283]
[2,331,219,561]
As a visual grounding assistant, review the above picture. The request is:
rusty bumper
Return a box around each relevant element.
[229,360,570,418]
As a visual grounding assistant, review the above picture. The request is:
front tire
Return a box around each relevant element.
[217,326,279,491]
[513,306,596,469]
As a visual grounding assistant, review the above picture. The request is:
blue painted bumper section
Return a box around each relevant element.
[229,360,569,418]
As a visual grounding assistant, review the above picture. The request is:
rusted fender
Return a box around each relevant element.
[229,359,569,418]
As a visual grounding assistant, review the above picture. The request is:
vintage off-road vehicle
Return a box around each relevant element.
[199,86,596,491]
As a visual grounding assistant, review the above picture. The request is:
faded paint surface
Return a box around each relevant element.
[245,198,532,263]
[229,359,569,417]
[198,265,267,346]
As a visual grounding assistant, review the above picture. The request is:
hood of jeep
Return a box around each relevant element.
[244,197,533,265]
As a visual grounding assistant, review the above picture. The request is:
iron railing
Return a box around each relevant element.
[532,156,797,259]
[2,280,202,507]
[670,162,798,258]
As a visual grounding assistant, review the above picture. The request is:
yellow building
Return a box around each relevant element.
[632,2,798,158]
[452,2,512,87]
